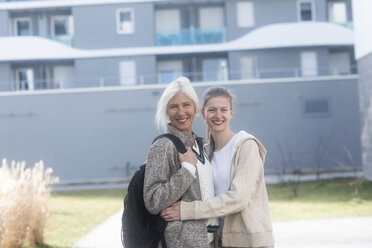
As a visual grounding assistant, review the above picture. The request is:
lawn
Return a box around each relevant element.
[29,178,372,248]
[267,178,372,221]
[29,188,126,248]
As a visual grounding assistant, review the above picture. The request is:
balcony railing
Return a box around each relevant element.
[48,35,74,47]
[156,28,226,46]
[331,21,353,29]
[6,65,358,92]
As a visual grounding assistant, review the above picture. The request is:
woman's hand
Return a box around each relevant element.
[161,201,181,221]
[178,147,197,166]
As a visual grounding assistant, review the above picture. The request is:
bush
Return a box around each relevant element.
[0,159,58,248]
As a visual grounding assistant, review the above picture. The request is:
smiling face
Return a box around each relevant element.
[166,92,196,134]
[202,95,233,134]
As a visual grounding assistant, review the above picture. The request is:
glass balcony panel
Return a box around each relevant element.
[49,35,74,47]
[156,28,225,46]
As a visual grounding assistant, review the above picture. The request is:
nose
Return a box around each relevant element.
[177,106,186,116]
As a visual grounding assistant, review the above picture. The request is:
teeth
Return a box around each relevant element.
[177,118,187,123]
[213,120,223,125]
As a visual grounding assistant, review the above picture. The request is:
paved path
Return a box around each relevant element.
[72,210,123,248]
[73,212,372,248]
[273,217,372,248]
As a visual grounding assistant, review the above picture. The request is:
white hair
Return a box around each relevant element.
[155,76,200,131]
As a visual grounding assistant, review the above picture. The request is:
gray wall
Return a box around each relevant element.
[73,3,155,49]
[0,77,361,181]
[225,0,338,41]
[0,63,10,91]
[228,47,350,79]
[74,55,157,87]
[358,52,372,179]
[0,10,8,36]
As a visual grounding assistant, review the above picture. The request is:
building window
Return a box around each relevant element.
[51,16,74,36]
[13,17,32,36]
[300,51,318,76]
[237,1,255,27]
[119,61,136,85]
[304,98,331,118]
[157,60,183,84]
[329,51,351,75]
[116,8,134,34]
[240,55,255,79]
[53,65,74,88]
[155,9,180,32]
[199,7,224,29]
[298,0,315,21]
[328,2,347,23]
[203,58,228,82]
[15,68,34,90]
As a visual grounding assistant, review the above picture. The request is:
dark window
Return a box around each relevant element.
[300,2,313,21]
[304,99,330,117]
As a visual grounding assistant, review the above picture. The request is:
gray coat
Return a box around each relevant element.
[143,124,208,248]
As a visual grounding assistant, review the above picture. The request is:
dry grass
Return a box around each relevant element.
[0,159,58,248]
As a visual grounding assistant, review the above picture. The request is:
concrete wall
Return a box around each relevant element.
[358,52,372,179]
[0,10,8,36]
[0,63,10,91]
[73,3,155,49]
[228,46,355,79]
[74,55,157,87]
[0,77,361,181]
[225,0,330,41]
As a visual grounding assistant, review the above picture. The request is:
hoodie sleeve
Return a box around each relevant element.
[180,139,263,220]
[143,138,196,215]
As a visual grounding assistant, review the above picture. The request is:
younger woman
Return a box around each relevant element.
[161,86,274,248]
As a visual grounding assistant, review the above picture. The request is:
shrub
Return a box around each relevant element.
[0,159,58,248]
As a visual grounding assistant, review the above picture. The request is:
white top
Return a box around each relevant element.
[211,134,237,196]
[189,141,218,243]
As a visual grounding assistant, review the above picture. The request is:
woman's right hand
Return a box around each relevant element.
[161,201,181,221]
[178,147,197,166]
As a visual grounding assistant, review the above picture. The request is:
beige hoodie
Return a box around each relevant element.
[180,131,275,247]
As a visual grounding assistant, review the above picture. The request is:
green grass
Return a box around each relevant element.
[267,178,372,221]
[28,178,372,247]
[28,188,126,248]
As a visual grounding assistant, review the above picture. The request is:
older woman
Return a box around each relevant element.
[143,77,218,248]
[161,86,275,248]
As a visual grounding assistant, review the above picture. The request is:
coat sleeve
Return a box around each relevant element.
[180,139,262,220]
[143,138,196,215]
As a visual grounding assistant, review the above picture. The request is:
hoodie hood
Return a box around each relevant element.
[232,130,267,165]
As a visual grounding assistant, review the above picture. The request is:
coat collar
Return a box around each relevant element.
[167,124,196,147]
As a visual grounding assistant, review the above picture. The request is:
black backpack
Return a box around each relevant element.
[121,133,187,248]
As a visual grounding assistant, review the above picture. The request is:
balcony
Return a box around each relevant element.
[156,28,226,46]
[48,35,74,47]
[6,64,358,93]
[333,21,353,29]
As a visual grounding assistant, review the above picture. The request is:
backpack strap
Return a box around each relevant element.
[152,133,187,154]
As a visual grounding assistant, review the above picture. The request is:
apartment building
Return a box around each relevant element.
[0,0,362,180]
[353,0,372,180]
[0,0,356,91]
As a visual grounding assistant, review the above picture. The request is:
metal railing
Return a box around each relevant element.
[5,65,358,92]
[156,28,226,46]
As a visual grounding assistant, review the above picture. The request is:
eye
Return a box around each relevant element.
[183,103,191,108]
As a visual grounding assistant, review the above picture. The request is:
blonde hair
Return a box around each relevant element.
[202,86,234,159]
[155,77,200,131]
